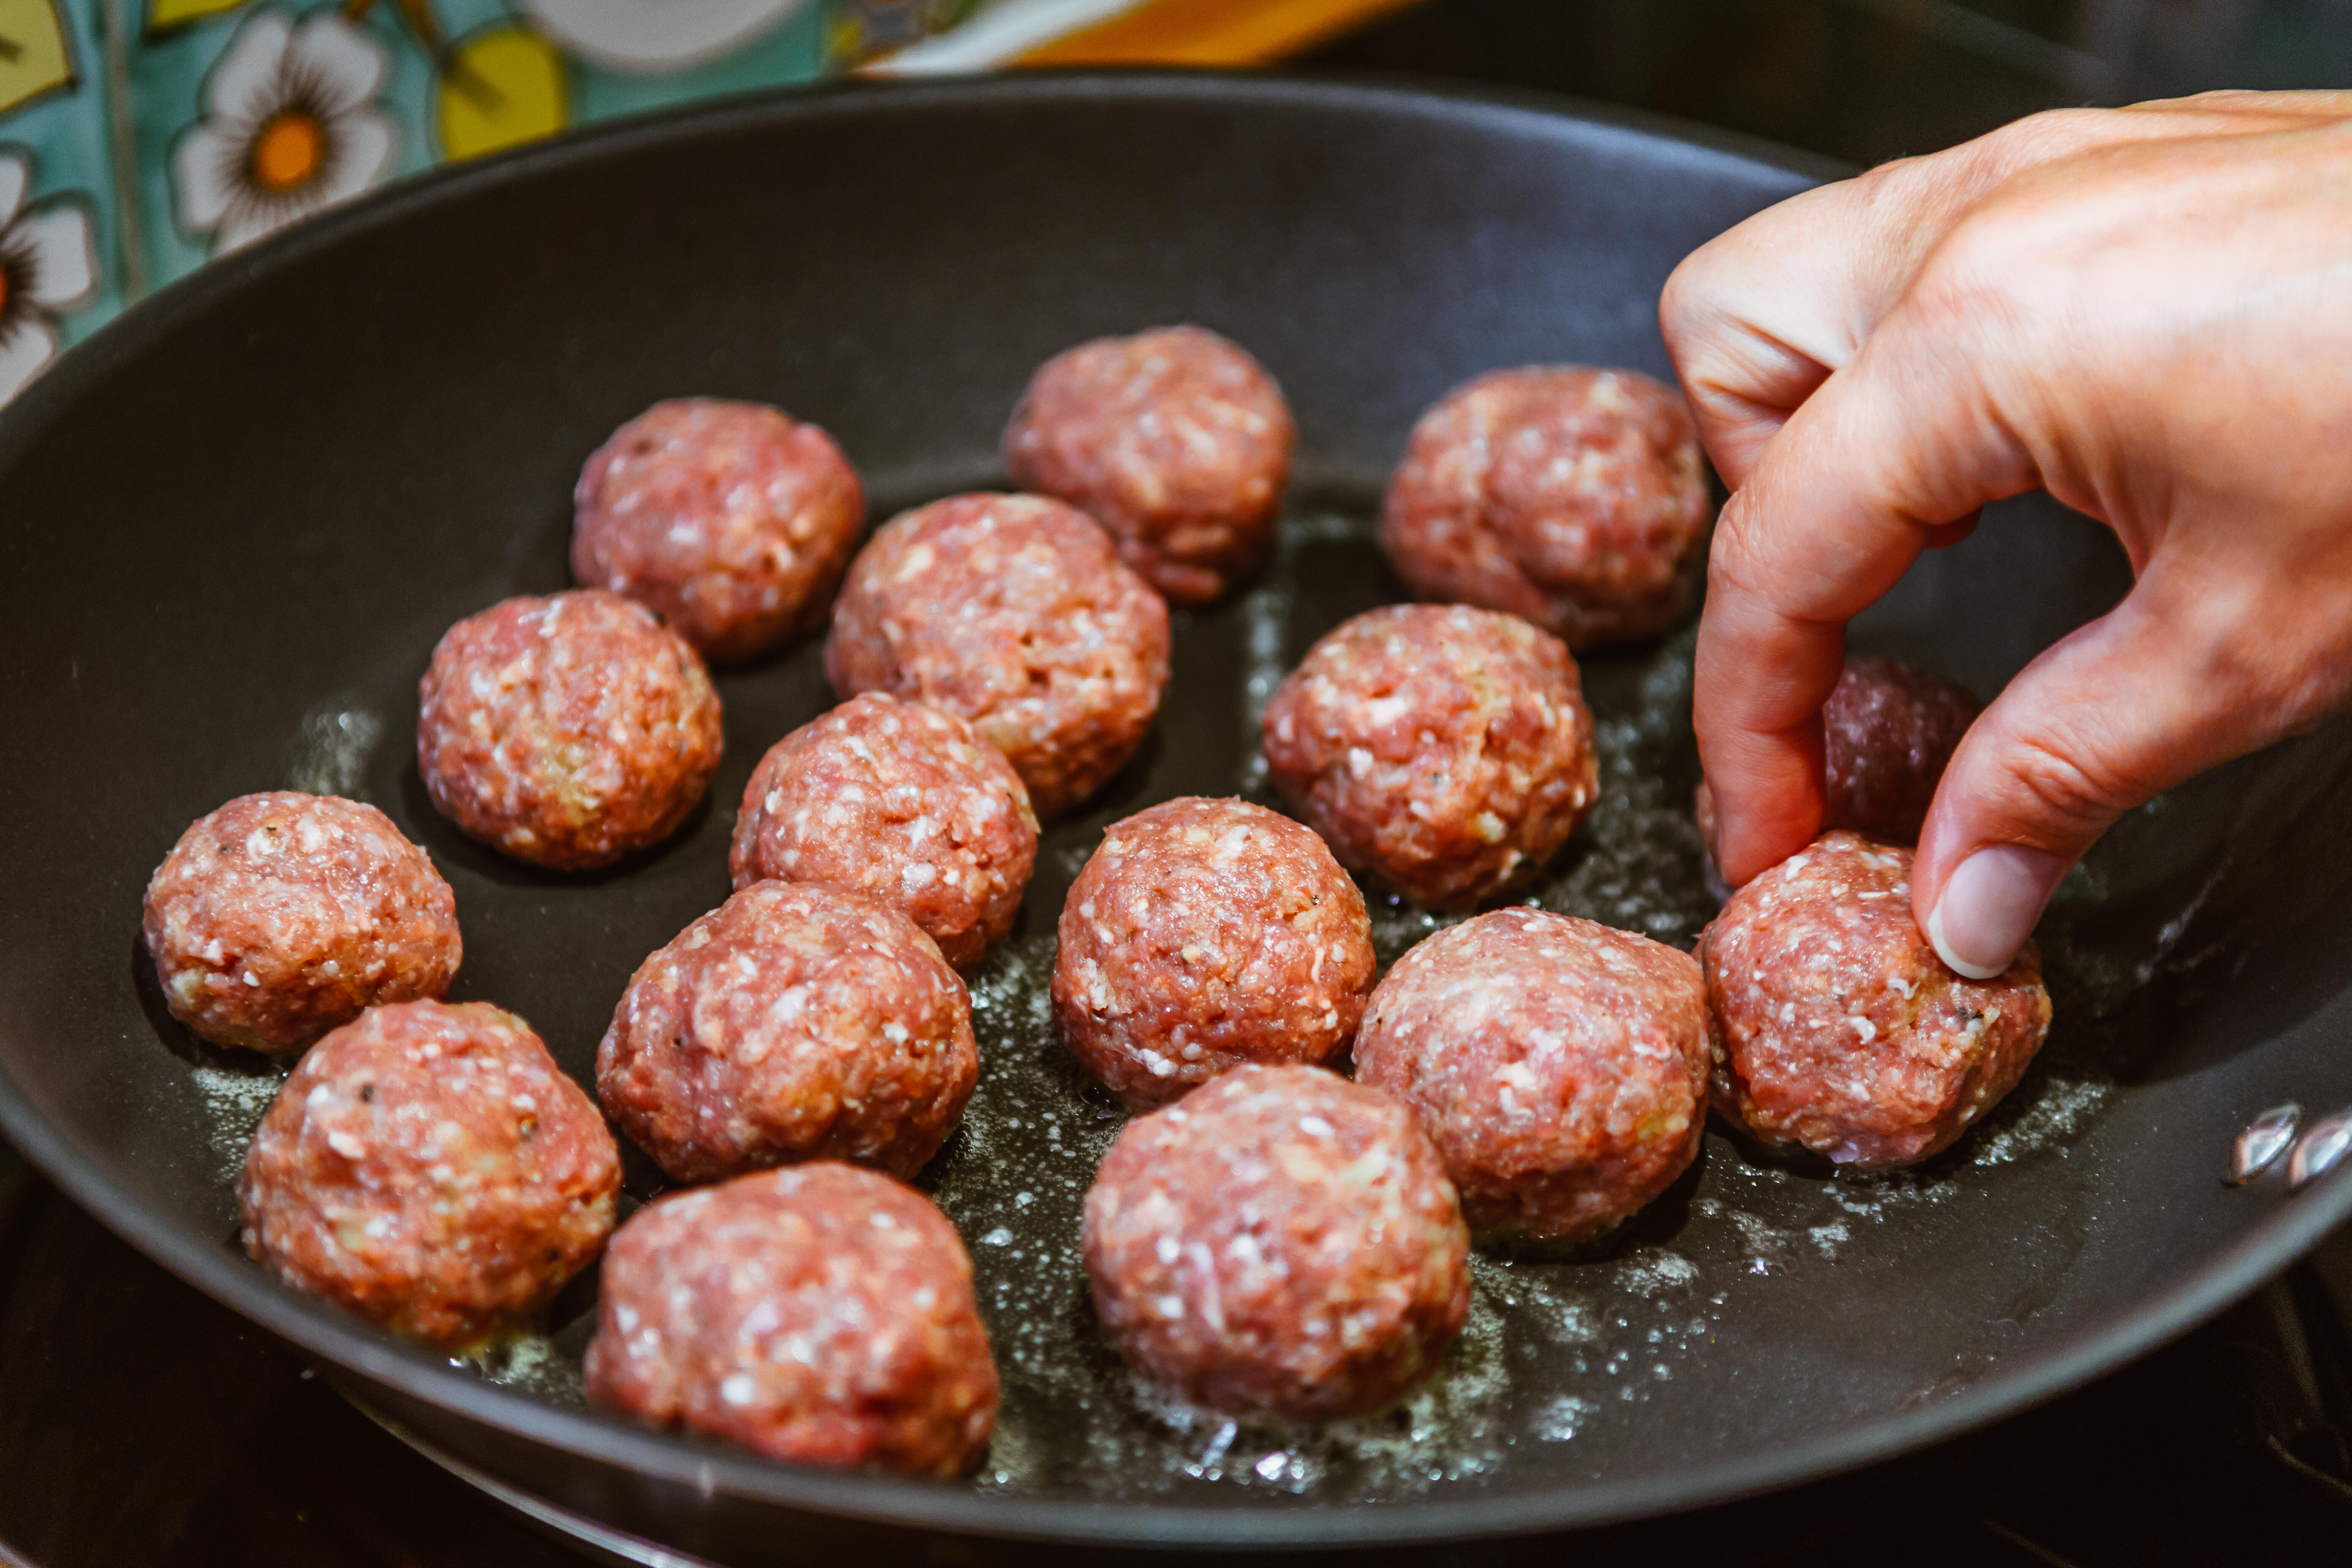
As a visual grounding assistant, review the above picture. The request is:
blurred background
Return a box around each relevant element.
[1300,0,2352,163]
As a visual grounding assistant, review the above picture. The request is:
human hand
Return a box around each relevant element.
[1661,92,2352,977]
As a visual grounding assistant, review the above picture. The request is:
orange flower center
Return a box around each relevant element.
[250,112,325,193]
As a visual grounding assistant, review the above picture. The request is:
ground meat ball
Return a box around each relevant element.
[1083,1064,1468,1421]
[730,693,1036,974]
[417,590,724,871]
[1002,325,1294,604]
[596,882,975,1184]
[824,494,1170,818]
[1051,797,1374,1108]
[1699,831,2053,1170]
[572,399,865,663]
[1382,367,1711,648]
[1822,656,1980,841]
[1355,910,1712,1246]
[143,792,460,1056]
[1697,656,1982,858]
[584,1162,997,1475]
[238,1000,618,1347]
[1261,604,1599,908]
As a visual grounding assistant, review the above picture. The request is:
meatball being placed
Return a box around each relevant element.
[417,590,724,871]
[730,693,1037,974]
[143,792,460,1056]
[238,1000,620,1348]
[1083,1064,1469,1422]
[1699,831,2053,1170]
[572,398,865,663]
[1051,797,1374,1108]
[596,881,976,1184]
[1697,656,1981,856]
[585,1162,998,1475]
[825,493,1170,818]
[1262,604,1599,908]
[1356,910,1712,1246]
[1003,325,1295,604]
[1382,366,1711,648]
[1820,656,1979,842]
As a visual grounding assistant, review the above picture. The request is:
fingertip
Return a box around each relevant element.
[1710,759,1826,886]
[1921,844,2065,979]
[1717,819,1814,889]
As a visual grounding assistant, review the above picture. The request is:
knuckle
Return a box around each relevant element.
[1906,118,2133,299]
[1998,728,2140,838]
[1890,253,1995,348]
[2160,87,2261,112]
[1702,495,1769,598]
[1981,107,2109,166]
[1855,109,2091,224]
[1921,201,2041,290]
[1902,201,2074,350]
[1845,155,1939,240]
[1846,154,1916,204]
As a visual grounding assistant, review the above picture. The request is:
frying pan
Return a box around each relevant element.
[5,72,2352,1564]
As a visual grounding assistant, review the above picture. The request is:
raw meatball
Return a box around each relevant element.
[730,692,1037,974]
[1051,797,1374,1108]
[1382,366,1710,648]
[238,1000,619,1347]
[1699,831,2053,1170]
[1821,656,1979,841]
[1003,325,1294,604]
[596,881,975,1184]
[1082,1064,1469,1421]
[1696,656,1981,855]
[417,590,724,871]
[143,792,460,1056]
[585,1163,997,1475]
[825,493,1170,818]
[1355,910,1712,1245]
[572,398,865,663]
[1261,604,1599,908]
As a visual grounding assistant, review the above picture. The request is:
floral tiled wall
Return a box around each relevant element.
[0,0,978,405]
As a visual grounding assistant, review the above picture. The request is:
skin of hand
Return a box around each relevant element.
[1661,91,2352,978]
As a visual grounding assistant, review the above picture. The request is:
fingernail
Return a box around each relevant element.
[1926,846,2063,980]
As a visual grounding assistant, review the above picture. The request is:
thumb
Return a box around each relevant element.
[1913,567,2280,977]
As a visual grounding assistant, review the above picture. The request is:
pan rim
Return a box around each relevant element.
[3,69,2345,1548]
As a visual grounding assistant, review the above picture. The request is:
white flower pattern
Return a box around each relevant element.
[170,8,399,256]
[0,149,99,408]
[518,0,808,74]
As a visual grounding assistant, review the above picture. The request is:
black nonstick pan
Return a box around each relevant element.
[7,72,2352,1564]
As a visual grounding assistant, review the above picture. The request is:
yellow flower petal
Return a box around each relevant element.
[146,0,247,35]
[438,25,569,163]
[0,0,74,117]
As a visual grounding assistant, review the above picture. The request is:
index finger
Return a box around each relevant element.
[1696,314,2038,885]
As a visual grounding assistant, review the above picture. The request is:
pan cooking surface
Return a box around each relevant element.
[7,76,2352,1544]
